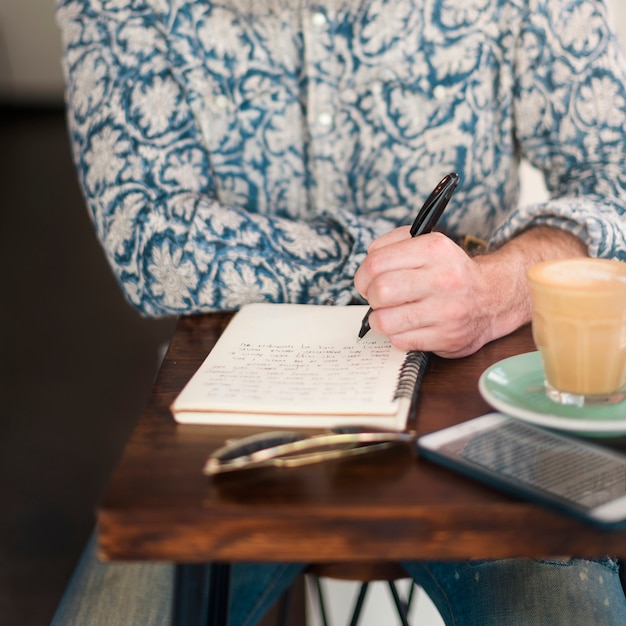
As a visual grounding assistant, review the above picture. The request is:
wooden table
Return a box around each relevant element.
[97,313,626,625]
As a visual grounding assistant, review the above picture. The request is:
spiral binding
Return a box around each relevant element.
[394,351,429,401]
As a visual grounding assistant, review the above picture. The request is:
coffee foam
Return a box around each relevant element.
[530,259,626,288]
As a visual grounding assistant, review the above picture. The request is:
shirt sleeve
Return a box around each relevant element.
[55,1,395,317]
[490,0,626,259]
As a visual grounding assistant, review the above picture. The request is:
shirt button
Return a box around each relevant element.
[215,94,229,109]
[433,85,447,101]
[312,11,327,27]
[318,111,333,126]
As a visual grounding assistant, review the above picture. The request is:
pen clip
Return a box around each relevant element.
[410,172,459,237]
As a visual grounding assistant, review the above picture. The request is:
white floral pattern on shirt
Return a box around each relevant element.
[56,0,626,316]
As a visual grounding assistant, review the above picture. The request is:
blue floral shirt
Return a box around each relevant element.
[56,0,626,316]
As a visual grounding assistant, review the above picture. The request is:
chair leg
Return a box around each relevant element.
[172,563,230,626]
[312,576,330,626]
[387,581,412,626]
[307,576,420,626]
[405,581,417,614]
[348,582,369,626]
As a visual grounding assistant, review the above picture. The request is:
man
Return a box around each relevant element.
[54,0,626,623]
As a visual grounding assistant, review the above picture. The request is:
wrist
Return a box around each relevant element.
[472,227,588,344]
[473,245,532,344]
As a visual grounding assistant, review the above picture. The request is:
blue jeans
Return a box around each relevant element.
[402,558,626,625]
[50,534,302,626]
[52,535,626,625]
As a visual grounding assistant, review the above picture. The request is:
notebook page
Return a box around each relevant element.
[172,303,407,416]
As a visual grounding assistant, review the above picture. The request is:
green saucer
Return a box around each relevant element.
[478,352,626,437]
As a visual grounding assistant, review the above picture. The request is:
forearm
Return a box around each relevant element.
[57,0,397,315]
[474,226,588,345]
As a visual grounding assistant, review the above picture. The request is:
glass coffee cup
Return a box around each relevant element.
[527,258,626,407]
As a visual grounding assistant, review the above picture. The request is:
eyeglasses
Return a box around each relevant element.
[204,426,416,475]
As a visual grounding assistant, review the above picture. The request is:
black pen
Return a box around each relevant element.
[358,172,460,339]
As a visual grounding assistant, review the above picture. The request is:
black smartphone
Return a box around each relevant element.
[417,413,626,529]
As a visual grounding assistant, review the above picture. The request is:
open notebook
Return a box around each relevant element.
[170,303,428,430]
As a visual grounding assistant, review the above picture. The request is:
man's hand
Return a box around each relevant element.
[354,226,588,358]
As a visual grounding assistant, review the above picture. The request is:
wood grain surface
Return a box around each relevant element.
[98,314,626,563]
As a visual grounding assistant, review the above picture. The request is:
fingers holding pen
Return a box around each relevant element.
[355,230,457,308]
[366,225,412,252]
[356,173,462,346]
[354,231,486,356]
[354,227,425,298]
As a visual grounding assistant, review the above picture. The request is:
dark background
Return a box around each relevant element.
[0,104,176,626]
